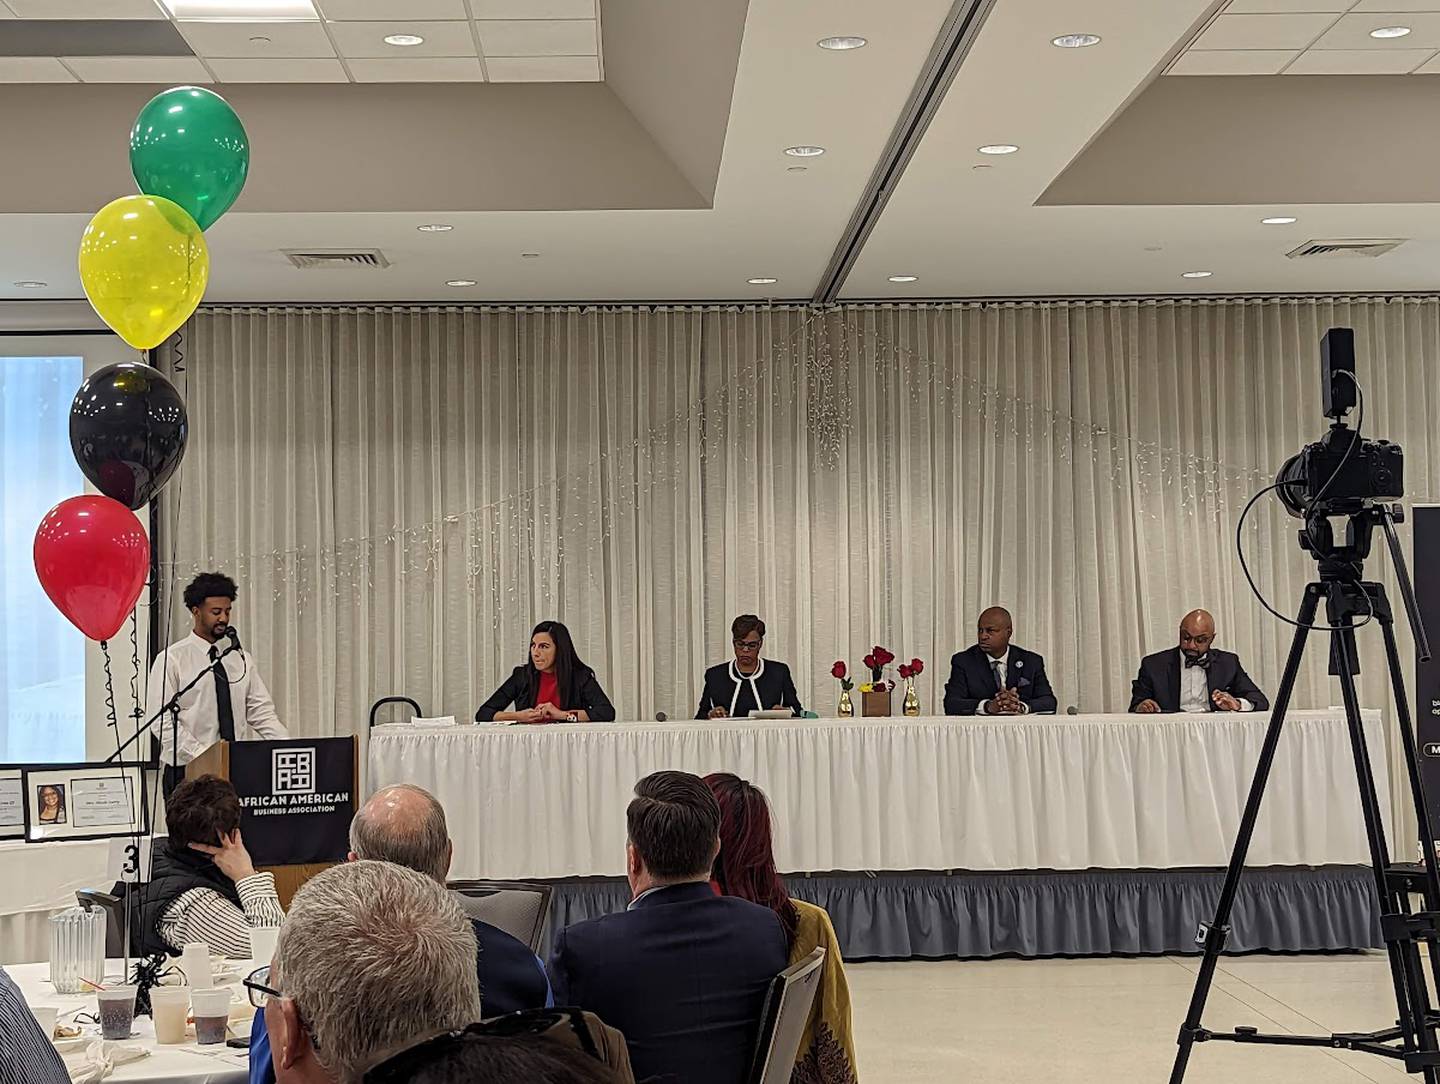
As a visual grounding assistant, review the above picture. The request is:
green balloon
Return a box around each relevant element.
[130,86,249,232]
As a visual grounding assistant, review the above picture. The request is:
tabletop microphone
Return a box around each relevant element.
[654,711,668,722]
[1066,704,1078,715]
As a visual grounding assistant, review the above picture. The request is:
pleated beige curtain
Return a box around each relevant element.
[158,298,1440,835]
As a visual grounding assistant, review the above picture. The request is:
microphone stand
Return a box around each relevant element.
[107,640,244,764]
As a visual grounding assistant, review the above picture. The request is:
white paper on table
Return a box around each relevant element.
[410,716,458,727]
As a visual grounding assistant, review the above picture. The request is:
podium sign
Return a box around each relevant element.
[1416,506,1440,841]
[229,737,355,866]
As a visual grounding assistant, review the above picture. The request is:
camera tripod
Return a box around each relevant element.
[1170,503,1440,1082]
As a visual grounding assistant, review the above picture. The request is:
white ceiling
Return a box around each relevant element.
[1170,0,1440,76]
[5,0,1440,303]
[0,0,604,83]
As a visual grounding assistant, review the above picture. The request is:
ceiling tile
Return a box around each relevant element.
[1411,49,1440,68]
[5,0,164,16]
[486,54,599,80]
[1224,0,1351,11]
[317,0,464,16]
[208,56,346,80]
[471,0,595,17]
[1312,12,1440,47]
[346,55,482,80]
[1351,0,1440,10]
[328,19,474,57]
[179,19,335,57]
[1285,45,1434,70]
[0,57,79,81]
[476,18,596,56]
[64,55,213,81]
[1169,48,1299,74]
[1193,12,1344,48]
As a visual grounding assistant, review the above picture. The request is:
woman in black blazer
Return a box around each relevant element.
[475,621,616,723]
[696,614,804,719]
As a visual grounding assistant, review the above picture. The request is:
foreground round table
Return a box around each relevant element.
[8,960,253,1084]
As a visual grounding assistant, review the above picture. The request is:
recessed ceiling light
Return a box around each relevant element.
[784,145,825,158]
[888,275,918,283]
[521,252,541,259]
[1181,270,1213,279]
[977,144,1019,155]
[1370,25,1411,38]
[747,277,778,285]
[786,165,808,173]
[818,36,867,50]
[1261,216,1297,225]
[384,33,425,46]
[416,223,453,233]
[13,280,46,288]
[249,35,271,43]
[1051,33,1101,48]
[160,0,318,19]
[972,163,993,171]
[446,279,477,287]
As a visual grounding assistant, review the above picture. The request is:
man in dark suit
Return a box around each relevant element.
[944,606,1057,715]
[549,771,788,1084]
[1130,608,1269,713]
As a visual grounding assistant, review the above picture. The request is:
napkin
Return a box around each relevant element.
[64,1039,150,1083]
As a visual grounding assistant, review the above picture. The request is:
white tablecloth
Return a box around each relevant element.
[8,960,251,1083]
[368,711,1393,880]
[0,838,117,965]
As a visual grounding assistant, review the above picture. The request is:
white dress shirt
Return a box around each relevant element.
[981,649,1030,715]
[146,632,288,768]
[1178,650,1252,713]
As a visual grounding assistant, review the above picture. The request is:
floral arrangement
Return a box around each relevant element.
[860,645,896,692]
[830,660,854,692]
[897,658,925,682]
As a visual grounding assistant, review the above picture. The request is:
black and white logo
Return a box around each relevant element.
[273,748,316,795]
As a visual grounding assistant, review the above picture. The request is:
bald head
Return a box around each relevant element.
[1179,609,1216,661]
[977,607,1014,659]
[349,784,452,884]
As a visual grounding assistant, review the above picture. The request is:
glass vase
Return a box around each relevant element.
[838,689,854,718]
[902,679,921,717]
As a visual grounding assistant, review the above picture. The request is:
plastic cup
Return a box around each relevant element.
[248,926,280,966]
[191,987,232,1045]
[150,986,191,1045]
[29,1005,59,1039]
[97,986,137,1040]
[179,943,212,989]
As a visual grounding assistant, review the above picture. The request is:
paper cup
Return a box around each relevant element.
[248,926,280,966]
[179,943,212,989]
[28,1005,59,1039]
[150,986,190,1045]
[96,985,137,1041]
[191,987,232,1046]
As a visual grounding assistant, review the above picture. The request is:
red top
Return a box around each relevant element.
[536,670,562,711]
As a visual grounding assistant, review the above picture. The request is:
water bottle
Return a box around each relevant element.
[49,906,106,994]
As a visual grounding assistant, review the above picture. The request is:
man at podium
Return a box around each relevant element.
[147,572,288,796]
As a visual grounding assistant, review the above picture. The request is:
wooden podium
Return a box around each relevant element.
[187,736,358,908]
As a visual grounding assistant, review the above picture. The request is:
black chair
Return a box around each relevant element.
[747,948,826,1084]
[76,888,129,958]
[447,880,553,954]
[368,696,423,728]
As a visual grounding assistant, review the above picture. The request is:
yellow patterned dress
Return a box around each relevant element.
[790,900,859,1084]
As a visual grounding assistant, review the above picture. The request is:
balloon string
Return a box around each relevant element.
[169,325,186,374]
[128,611,145,730]
[99,639,119,733]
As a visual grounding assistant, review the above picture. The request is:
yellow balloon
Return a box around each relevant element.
[78,195,209,351]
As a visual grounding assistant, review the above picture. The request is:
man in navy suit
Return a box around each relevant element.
[944,606,1058,715]
[1131,608,1269,713]
[548,771,788,1084]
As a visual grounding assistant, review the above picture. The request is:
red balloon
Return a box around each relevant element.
[33,495,149,642]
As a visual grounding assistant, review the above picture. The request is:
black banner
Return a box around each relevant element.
[1416,506,1440,843]
[229,737,354,866]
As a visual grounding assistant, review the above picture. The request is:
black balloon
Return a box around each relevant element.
[69,362,188,510]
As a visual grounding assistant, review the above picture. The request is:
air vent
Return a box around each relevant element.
[1285,239,1405,260]
[283,250,391,270]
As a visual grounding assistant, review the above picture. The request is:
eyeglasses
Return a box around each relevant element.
[361,1010,593,1082]
[733,639,763,650]
[244,966,281,1009]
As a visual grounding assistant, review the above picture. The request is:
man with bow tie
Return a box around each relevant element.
[1130,608,1269,714]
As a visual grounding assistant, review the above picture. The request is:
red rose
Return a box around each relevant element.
[863,654,876,670]
[831,661,847,680]
[876,647,895,666]
[898,664,911,680]
[911,658,924,675]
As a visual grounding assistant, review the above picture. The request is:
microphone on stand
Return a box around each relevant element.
[1066,705,1078,716]
[654,711,669,722]
[223,626,242,653]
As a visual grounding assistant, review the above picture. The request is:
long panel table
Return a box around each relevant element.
[368,711,1394,959]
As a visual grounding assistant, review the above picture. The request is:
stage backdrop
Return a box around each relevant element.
[156,299,1440,836]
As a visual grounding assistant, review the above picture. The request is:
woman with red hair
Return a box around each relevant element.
[704,773,857,1084]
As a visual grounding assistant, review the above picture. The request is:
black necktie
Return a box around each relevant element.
[209,646,236,742]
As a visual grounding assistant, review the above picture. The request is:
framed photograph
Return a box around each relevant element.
[21,762,149,844]
[0,767,23,842]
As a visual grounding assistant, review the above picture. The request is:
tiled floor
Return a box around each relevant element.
[848,952,1424,1082]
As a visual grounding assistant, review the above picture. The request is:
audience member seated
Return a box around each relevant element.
[251,860,481,1084]
[360,1032,623,1084]
[705,772,859,1084]
[548,770,788,1084]
[130,774,284,958]
[0,966,70,1084]
[249,783,552,1084]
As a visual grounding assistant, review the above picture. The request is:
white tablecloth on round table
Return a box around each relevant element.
[7,960,251,1083]
[0,838,117,965]
[367,710,1393,881]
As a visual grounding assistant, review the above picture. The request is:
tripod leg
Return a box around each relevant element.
[1170,585,1320,1084]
